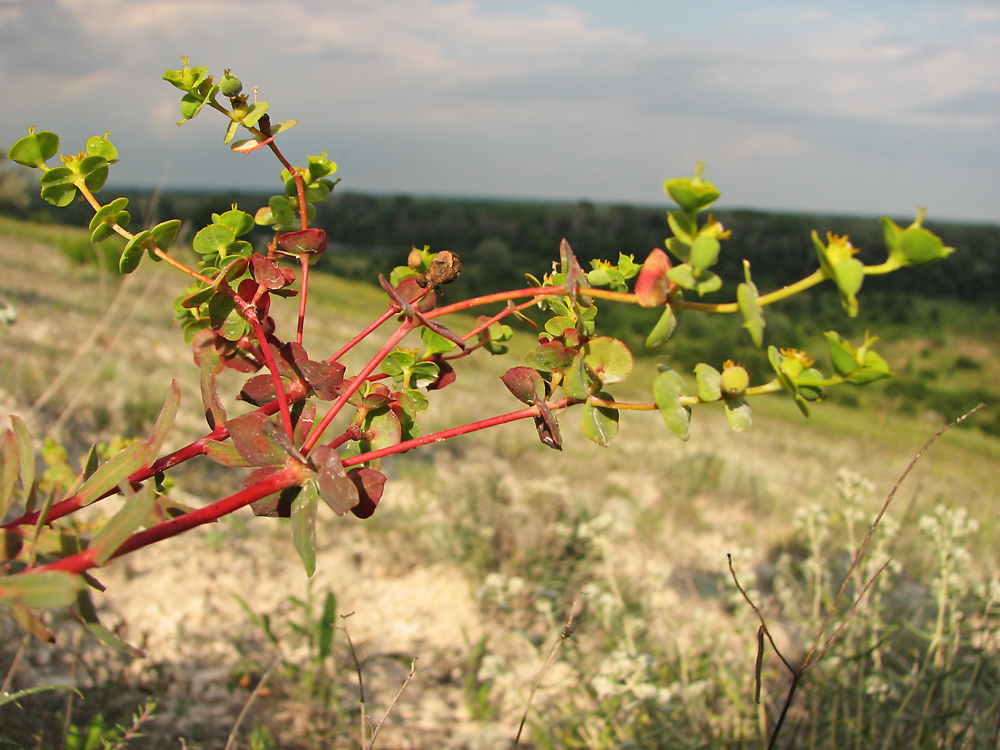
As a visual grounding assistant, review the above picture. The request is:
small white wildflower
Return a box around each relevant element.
[632,682,658,701]
[506,576,525,596]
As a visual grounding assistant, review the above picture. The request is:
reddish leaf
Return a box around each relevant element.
[501,366,546,405]
[250,253,288,289]
[277,228,328,256]
[227,412,289,466]
[635,248,672,307]
[425,357,456,391]
[310,446,359,515]
[348,467,387,519]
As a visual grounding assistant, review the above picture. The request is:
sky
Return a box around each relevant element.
[1,0,998,223]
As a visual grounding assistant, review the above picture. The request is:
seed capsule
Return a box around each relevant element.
[720,364,750,397]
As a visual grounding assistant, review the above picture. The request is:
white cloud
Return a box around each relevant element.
[1,0,995,220]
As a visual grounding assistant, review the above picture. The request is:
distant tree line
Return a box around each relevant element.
[9,186,998,305]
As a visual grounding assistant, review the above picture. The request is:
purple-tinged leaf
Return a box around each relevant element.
[311,446,359,516]
[250,253,288,289]
[501,367,546,405]
[227,412,289,467]
[277,228,328,256]
[239,374,277,406]
[348,467,387,519]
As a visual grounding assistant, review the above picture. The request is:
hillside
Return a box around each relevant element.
[1,219,998,748]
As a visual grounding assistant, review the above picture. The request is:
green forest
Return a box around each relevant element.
[7,185,1000,435]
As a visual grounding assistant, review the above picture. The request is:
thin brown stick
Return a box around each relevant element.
[368,657,418,749]
[514,594,583,748]
[800,403,984,674]
[224,656,282,750]
[727,554,794,673]
[765,403,984,749]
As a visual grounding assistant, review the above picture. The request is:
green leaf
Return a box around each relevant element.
[150,219,182,255]
[307,152,338,181]
[8,130,60,168]
[213,208,255,237]
[664,165,720,214]
[667,265,723,296]
[562,352,597,400]
[737,261,765,347]
[582,336,633,385]
[76,441,152,506]
[694,363,722,402]
[0,570,81,608]
[812,231,864,317]
[79,155,109,192]
[242,101,269,128]
[653,367,691,441]
[645,306,677,350]
[203,440,252,467]
[86,134,118,163]
[0,428,19,520]
[667,210,696,244]
[119,230,152,274]
[420,326,458,357]
[318,591,337,659]
[178,84,219,121]
[824,331,893,384]
[544,315,578,338]
[291,480,319,577]
[200,358,227,431]
[524,342,576,373]
[89,483,157,565]
[881,214,955,268]
[581,393,619,447]
[11,415,34,500]
[689,235,720,272]
[39,166,78,206]
[0,682,79,707]
[725,398,752,431]
[89,197,130,243]
[77,588,144,657]
[193,223,236,256]
[147,380,181,460]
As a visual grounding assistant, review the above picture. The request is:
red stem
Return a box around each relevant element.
[428,285,566,319]
[301,322,415,454]
[242,306,294,439]
[342,397,575,467]
[297,255,309,345]
[38,462,308,576]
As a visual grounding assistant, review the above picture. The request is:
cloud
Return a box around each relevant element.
[1,0,996,220]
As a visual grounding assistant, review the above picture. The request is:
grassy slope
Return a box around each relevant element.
[2,216,997,565]
[3,218,999,746]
